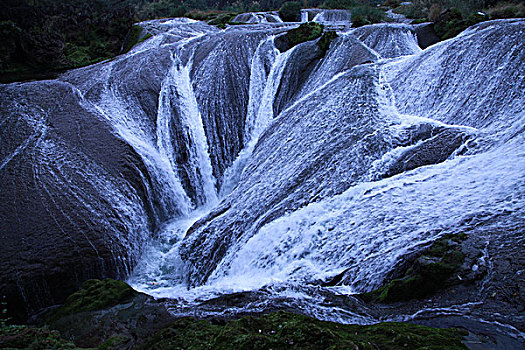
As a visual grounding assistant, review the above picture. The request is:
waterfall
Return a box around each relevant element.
[94,68,193,222]
[312,9,352,24]
[301,10,309,23]
[220,37,297,197]
[233,12,283,24]
[4,18,524,338]
[158,53,218,208]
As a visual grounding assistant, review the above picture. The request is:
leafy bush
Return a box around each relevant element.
[393,3,427,19]
[351,5,386,26]
[285,22,324,47]
[486,2,525,19]
[279,1,302,21]
[318,30,338,53]
[323,0,359,9]
[433,8,488,39]
[0,0,135,82]
[381,0,401,7]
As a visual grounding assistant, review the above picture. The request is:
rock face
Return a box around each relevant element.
[174,20,524,338]
[352,23,421,58]
[233,12,282,24]
[38,279,176,348]
[0,18,288,321]
[180,20,525,290]
[1,17,524,344]
[0,81,154,321]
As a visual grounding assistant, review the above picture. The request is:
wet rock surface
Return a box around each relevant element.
[1,17,523,349]
[31,279,176,349]
[0,81,154,322]
[20,280,469,349]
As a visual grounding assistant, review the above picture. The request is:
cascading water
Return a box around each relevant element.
[220,37,297,197]
[312,9,352,24]
[158,53,218,207]
[301,10,310,23]
[233,12,283,24]
[2,16,524,345]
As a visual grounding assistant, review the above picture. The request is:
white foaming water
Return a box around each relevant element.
[158,52,218,207]
[126,20,525,338]
[313,9,352,24]
[233,12,283,24]
[207,133,524,293]
[301,10,309,23]
[220,40,297,197]
[95,77,193,220]
[130,35,299,293]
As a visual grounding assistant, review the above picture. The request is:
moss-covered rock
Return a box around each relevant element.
[285,22,324,48]
[317,30,338,54]
[351,5,387,27]
[0,325,85,349]
[138,311,468,349]
[39,279,175,348]
[122,25,152,54]
[20,279,468,349]
[50,279,136,320]
[277,22,337,56]
[360,233,468,303]
[207,13,236,28]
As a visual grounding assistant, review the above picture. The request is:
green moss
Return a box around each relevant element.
[279,1,302,22]
[317,30,338,54]
[0,325,85,349]
[207,13,236,26]
[360,234,467,303]
[285,22,324,48]
[50,279,136,320]
[138,311,467,349]
[412,18,429,24]
[351,6,387,27]
[64,43,93,66]
[122,25,145,54]
[98,335,130,349]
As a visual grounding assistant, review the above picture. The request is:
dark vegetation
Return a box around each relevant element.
[318,30,339,53]
[0,0,136,83]
[279,22,338,56]
[0,280,468,349]
[138,311,468,349]
[1,0,523,83]
[0,325,80,349]
[49,279,137,321]
[351,5,386,26]
[360,233,470,303]
[285,22,325,47]
[391,0,525,39]
[279,1,303,21]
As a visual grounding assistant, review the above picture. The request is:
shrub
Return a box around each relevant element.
[486,2,525,19]
[433,7,488,39]
[318,30,338,53]
[393,3,427,19]
[323,0,359,9]
[382,0,402,7]
[279,1,302,21]
[285,22,324,47]
[351,5,386,27]
[428,3,443,21]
